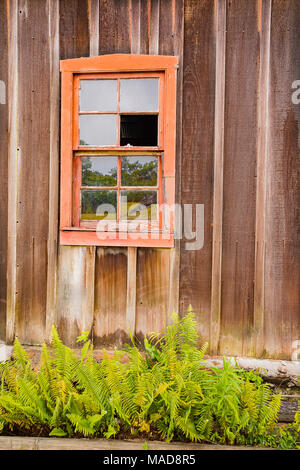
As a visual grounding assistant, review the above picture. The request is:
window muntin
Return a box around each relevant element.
[76,154,160,227]
[74,72,164,150]
[74,72,163,231]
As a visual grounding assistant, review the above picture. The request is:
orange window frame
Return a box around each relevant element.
[60,54,178,247]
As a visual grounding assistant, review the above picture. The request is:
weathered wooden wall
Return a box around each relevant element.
[0,0,299,359]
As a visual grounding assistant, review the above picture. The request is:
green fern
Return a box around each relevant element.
[0,312,298,449]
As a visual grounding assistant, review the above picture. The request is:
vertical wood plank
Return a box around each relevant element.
[209,0,226,355]
[93,248,128,347]
[45,0,60,343]
[6,0,18,344]
[218,0,258,357]
[59,0,90,59]
[263,0,300,358]
[14,0,50,344]
[98,0,131,54]
[179,0,215,344]
[0,0,8,341]
[253,0,272,356]
[135,248,170,339]
[130,0,141,54]
[149,0,159,55]
[89,0,99,56]
[126,247,137,334]
[56,246,95,347]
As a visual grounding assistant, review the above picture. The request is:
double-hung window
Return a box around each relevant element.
[60,55,178,247]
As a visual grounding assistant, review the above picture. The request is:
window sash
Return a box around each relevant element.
[73,72,165,150]
[72,153,163,230]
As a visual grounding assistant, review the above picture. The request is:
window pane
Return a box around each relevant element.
[81,190,117,220]
[121,156,158,186]
[79,80,117,112]
[120,115,158,146]
[82,156,118,186]
[79,114,117,146]
[120,190,157,220]
[120,78,159,112]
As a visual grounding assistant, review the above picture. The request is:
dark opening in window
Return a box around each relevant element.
[120,115,158,147]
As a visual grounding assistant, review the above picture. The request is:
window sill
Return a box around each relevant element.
[60,229,174,247]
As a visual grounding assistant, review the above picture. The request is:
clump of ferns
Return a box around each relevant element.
[0,309,298,448]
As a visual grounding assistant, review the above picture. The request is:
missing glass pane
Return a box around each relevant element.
[120,190,157,220]
[120,115,158,147]
[81,190,117,220]
[121,156,158,186]
[81,156,118,186]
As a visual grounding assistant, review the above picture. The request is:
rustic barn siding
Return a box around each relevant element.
[263,0,300,358]
[219,0,258,356]
[14,0,50,344]
[0,0,8,341]
[0,0,299,359]
[179,0,215,345]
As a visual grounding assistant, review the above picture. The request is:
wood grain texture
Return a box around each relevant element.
[253,0,272,356]
[98,0,131,54]
[179,0,215,344]
[6,0,18,344]
[56,246,95,347]
[59,0,90,59]
[0,0,8,341]
[93,247,128,347]
[15,0,50,344]
[218,0,258,357]
[263,0,300,358]
[89,0,100,56]
[210,0,226,355]
[135,248,170,339]
[45,0,60,343]
[126,247,137,334]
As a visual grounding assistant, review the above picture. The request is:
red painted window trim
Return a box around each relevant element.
[60,54,178,247]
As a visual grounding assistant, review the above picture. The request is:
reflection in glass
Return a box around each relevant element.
[120,78,159,112]
[81,190,117,220]
[121,156,157,186]
[79,114,117,146]
[120,191,157,220]
[82,156,118,186]
[79,80,117,112]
